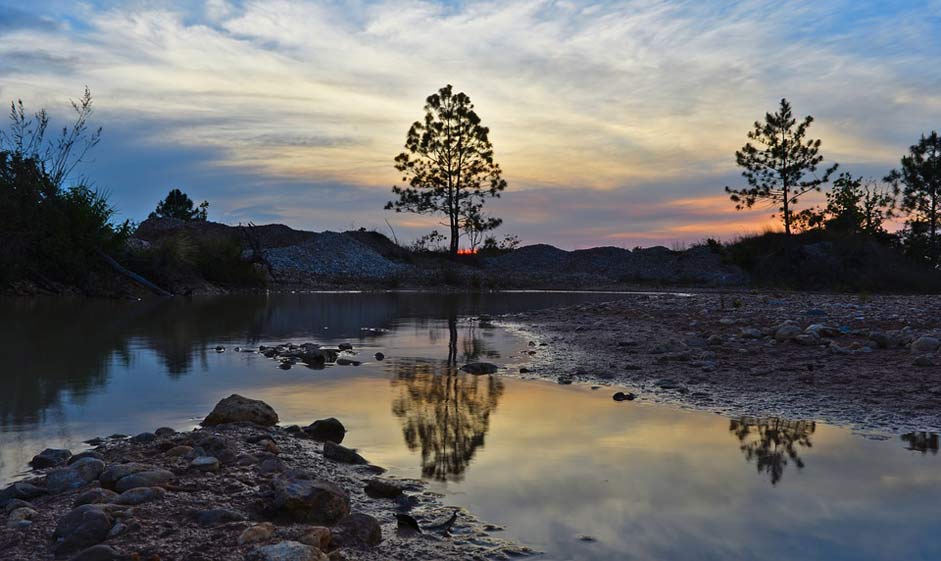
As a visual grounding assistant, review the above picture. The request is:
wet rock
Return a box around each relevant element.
[270,474,350,524]
[374,352,385,361]
[331,513,382,548]
[47,458,106,493]
[911,336,940,353]
[99,463,153,490]
[395,513,422,538]
[52,504,114,555]
[300,348,339,365]
[239,522,275,545]
[115,486,165,505]
[195,507,246,527]
[202,394,279,427]
[165,445,193,457]
[335,358,361,366]
[304,418,346,444]
[154,427,176,438]
[67,544,121,561]
[30,448,72,469]
[0,481,46,506]
[68,451,105,465]
[323,442,367,465]
[363,478,403,499]
[74,488,118,507]
[338,343,353,351]
[129,432,156,444]
[190,456,220,472]
[298,526,331,550]
[612,391,636,402]
[460,362,498,375]
[774,323,802,342]
[114,469,174,492]
[250,541,327,561]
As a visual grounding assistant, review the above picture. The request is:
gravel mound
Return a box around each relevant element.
[263,232,408,279]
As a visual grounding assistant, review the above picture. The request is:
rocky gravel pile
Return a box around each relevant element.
[504,292,941,433]
[0,395,526,561]
[263,233,409,280]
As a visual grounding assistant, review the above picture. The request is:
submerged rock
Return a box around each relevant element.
[460,362,499,375]
[202,394,279,426]
[304,418,346,443]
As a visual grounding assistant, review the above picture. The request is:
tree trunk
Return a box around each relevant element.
[449,217,460,258]
[782,190,792,236]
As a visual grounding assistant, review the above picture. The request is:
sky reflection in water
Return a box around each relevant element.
[1,293,940,561]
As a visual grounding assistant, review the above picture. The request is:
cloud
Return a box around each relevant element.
[0,0,938,247]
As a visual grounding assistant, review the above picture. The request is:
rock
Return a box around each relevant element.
[323,442,367,465]
[914,355,936,367]
[304,418,346,443]
[68,451,105,465]
[261,439,281,455]
[202,394,279,427]
[115,486,165,505]
[298,526,331,550]
[774,324,802,342]
[67,544,122,561]
[460,362,498,374]
[250,541,327,561]
[215,346,225,352]
[114,469,174,492]
[0,481,46,506]
[793,333,821,346]
[74,488,118,507]
[335,358,361,366]
[911,336,940,353]
[239,522,276,545]
[165,445,193,457]
[30,448,72,469]
[331,513,382,548]
[374,352,385,361]
[300,349,339,365]
[52,504,113,555]
[612,392,636,402]
[740,327,763,339]
[195,508,246,527]
[129,432,156,444]
[270,474,350,524]
[4,499,34,513]
[650,339,688,354]
[395,513,422,538]
[99,463,154,489]
[338,343,353,351]
[363,479,403,499]
[154,427,176,437]
[190,456,220,472]
[805,324,839,338]
[47,459,106,493]
[7,506,37,528]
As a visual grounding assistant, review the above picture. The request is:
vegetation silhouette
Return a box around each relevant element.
[886,131,941,265]
[386,84,507,257]
[150,188,209,221]
[726,98,839,236]
[729,417,815,485]
[901,432,939,454]
[390,312,505,481]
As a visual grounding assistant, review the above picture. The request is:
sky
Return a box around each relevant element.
[1,0,940,249]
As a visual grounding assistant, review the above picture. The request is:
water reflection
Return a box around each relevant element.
[390,314,505,481]
[729,417,816,485]
[901,432,939,454]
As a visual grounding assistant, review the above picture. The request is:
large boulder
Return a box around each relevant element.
[270,473,350,524]
[46,458,106,493]
[30,448,72,469]
[304,418,346,444]
[202,394,279,426]
[331,513,383,548]
[52,505,113,556]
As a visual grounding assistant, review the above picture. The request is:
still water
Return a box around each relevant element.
[2,293,940,560]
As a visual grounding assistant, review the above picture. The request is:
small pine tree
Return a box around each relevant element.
[886,131,941,264]
[151,188,208,221]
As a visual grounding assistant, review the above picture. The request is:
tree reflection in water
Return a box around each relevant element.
[901,432,939,454]
[390,314,505,481]
[729,417,815,485]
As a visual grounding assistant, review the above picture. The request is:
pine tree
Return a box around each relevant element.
[886,131,941,264]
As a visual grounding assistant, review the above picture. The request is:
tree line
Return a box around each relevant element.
[725,98,941,265]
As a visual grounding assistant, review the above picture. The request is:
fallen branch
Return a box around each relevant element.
[96,248,173,297]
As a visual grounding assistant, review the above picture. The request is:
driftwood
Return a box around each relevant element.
[96,248,173,297]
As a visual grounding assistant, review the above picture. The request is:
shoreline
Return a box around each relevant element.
[501,292,941,434]
[0,396,526,561]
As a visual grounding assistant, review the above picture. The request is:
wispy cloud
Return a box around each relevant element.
[0,0,938,247]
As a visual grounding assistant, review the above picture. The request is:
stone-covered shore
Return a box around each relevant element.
[0,395,527,561]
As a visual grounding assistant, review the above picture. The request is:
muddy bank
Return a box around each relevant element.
[503,292,941,434]
[0,395,526,561]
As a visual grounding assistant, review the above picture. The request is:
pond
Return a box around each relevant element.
[2,292,939,560]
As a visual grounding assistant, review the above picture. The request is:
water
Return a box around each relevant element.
[2,293,940,560]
